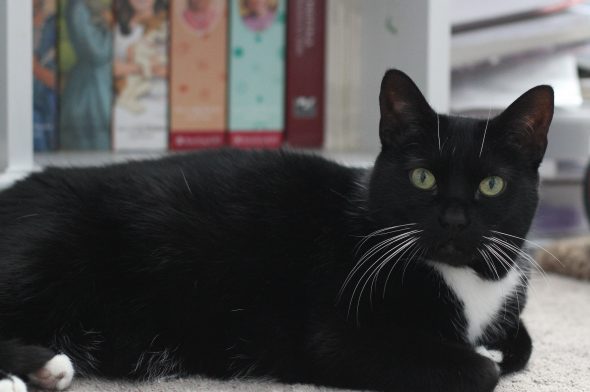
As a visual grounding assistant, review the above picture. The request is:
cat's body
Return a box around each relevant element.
[0,150,365,380]
[0,70,553,392]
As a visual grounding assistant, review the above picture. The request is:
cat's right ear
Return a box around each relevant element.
[379,69,436,147]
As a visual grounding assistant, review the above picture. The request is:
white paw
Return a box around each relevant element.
[475,345,504,372]
[28,354,74,390]
[0,376,27,392]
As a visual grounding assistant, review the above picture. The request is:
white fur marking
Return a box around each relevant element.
[0,376,27,392]
[432,263,521,344]
[475,346,503,373]
[475,346,504,364]
[29,354,74,391]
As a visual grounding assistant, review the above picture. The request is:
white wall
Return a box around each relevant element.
[358,0,450,152]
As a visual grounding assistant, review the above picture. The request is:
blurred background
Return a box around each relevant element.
[2,0,590,241]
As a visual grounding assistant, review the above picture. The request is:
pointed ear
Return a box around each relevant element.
[496,85,554,163]
[379,69,436,147]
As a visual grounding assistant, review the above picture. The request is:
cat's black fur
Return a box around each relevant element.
[0,70,553,391]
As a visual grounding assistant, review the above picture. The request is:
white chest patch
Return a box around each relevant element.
[431,263,522,344]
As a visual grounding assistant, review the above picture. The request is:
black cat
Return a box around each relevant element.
[0,70,553,392]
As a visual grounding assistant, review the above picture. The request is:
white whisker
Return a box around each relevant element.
[338,229,422,305]
[356,237,419,317]
[437,113,441,153]
[349,236,419,322]
[348,230,420,278]
[179,168,193,195]
[382,244,423,298]
[370,238,420,301]
[480,247,509,319]
[368,237,420,306]
[479,107,491,158]
[353,223,416,256]
[486,242,536,295]
[339,229,421,300]
[485,243,519,275]
[486,236,546,280]
[478,248,499,280]
[401,247,427,287]
[491,230,563,267]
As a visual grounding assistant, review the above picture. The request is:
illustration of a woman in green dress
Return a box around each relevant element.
[60,0,113,150]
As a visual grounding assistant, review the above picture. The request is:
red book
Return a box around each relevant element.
[285,0,326,148]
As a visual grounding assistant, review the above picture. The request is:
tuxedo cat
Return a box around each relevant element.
[0,70,553,392]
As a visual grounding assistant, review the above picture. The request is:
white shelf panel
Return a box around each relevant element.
[452,8,590,68]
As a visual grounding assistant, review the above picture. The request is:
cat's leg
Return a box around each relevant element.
[0,371,27,392]
[474,345,504,371]
[27,354,75,390]
[308,328,500,392]
[486,320,532,375]
[0,340,74,390]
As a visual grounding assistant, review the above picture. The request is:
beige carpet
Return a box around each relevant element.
[66,273,590,392]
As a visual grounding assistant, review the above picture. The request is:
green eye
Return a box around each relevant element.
[410,168,436,190]
[479,176,505,197]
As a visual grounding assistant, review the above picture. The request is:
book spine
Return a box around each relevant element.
[324,0,361,151]
[112,0,169,151]
[58,0,113,151]
[33,0,59,152]
[227,0,287,148]
[285,0,326,148]
[169,0,228,151]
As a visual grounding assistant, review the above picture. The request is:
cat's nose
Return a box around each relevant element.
[439,204,469,231]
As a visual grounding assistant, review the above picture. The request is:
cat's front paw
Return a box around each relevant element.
[0,376,27,392]
[455,354,500,392]
[28,354,74,390]
[475,345,504,373]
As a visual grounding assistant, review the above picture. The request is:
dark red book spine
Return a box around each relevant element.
[285,0,326,148]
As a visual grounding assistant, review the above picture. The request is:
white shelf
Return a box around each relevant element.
[34,151,166,168]
[0,1,34,178]
[545,105,590,162]
[452,8,590,68]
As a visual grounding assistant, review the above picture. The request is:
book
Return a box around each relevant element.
[169,0,228,150]
[58,0,113,150]
[285,0,326,148]
[33,0,59,152]
[323,0,361,150]
[227,0,287,148]
[112,0,169,151]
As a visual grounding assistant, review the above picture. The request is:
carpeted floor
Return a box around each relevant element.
[67,273,590,392]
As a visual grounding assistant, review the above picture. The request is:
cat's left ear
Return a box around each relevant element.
[496,85,554,163]
[379,69,437,147]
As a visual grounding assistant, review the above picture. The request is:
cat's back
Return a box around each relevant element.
[0,149,361,250]
[1,149,355,203]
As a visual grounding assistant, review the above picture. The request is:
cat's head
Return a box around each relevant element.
[368,69,553,278]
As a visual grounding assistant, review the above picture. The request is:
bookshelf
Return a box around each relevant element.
[0,0,451,176]
[2,0,590,189]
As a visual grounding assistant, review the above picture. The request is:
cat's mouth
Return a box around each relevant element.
[432,241,477,266]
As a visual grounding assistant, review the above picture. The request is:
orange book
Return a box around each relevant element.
[170,0,228,150]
